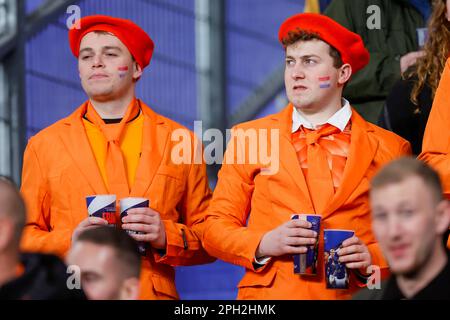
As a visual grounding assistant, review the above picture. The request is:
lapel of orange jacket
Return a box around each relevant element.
[272,104,314,210]
[129,100,169,197]
[59,101,108,195]
[322,109,378,219]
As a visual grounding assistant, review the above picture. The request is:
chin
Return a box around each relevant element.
[388,259,416,276]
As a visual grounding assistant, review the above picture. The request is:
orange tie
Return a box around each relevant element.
[304,124,340,214]
[85,99,139,200]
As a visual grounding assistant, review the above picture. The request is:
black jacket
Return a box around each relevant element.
[0,253,86,300]
[378,74,432,155]
[353,251,450,300]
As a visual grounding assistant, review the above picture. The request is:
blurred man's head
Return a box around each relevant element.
[370,158,450,277]
[0,177,26,255]
[66,226,141,300]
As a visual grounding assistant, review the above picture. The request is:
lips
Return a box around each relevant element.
[89,74,109,80]
[389,243,410,259]
[293,85,307,92]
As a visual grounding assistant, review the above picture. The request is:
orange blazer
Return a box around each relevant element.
[419,57,450,200]
[202,105,411,300]
[20,100,215,299]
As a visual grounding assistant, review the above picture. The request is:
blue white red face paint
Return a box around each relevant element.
[318,76,331,89]
[118,66,129,78]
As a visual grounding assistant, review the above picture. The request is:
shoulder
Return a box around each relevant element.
[231,114,278,131]
[26,117,71,151]
[140,102,194,134]
[352,284,387,300]
[367,121,410,150]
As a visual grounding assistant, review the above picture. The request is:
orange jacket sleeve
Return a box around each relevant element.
[419,58,450,248]
[154,133,216,266]
[419,58,450,199]
[202,128,269,272]
[20,139,72,257]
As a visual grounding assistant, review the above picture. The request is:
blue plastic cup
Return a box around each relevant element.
[291,214,321,275]
[86,195,117,227]
[324,229,355,289]
[120,197,150,256]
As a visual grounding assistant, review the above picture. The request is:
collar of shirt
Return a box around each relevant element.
[291,98,352,133]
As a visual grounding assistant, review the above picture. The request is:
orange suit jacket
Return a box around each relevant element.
[203,105,411,300]
[20,100,215,299]
[419,57,450,200]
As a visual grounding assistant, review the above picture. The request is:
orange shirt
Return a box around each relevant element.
[292,123,351,190]
[82,111,144,189]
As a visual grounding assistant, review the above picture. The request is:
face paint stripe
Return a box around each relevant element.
[318,76,331,88]
[118,66,129,78]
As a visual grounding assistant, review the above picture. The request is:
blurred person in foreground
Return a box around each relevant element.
[67,226,140,300]
[354,157,450,299]
[0,176,85,300]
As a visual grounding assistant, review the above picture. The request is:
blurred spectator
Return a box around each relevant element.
[0,178,85,300]
[354,157,450,299]
[66,226,141,300]
[325,0,430,123]
[380,0,450,155]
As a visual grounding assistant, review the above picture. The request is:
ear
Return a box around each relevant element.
[119,277,140,300]
[132,62,143,81]
[0,218,15,251]
[337,63,352,85]
[435,200,450,236]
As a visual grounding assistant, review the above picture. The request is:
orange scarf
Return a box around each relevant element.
[85,99,140,200]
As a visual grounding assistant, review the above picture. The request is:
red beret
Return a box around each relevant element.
[278,13,369,74]
[68,15,154,69]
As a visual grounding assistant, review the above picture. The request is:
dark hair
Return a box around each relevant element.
[0,178,26,245]
[77,227,141,278]
[281,29,344,68]
[371,157,444,203]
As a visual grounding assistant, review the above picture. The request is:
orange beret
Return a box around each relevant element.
[68,15,154,69]
[278,13,369,74]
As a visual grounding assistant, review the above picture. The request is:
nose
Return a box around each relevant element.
[92,54,104,68]
[386,216,403,241]
[290,63,305,80]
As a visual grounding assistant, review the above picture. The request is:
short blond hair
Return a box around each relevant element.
[371,157,443,203]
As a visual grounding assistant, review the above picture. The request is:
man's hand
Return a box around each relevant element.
[338,236,372,273]
[400,51,425,74]
[256,219,318,258]
[72,216,108,244]
[121,207,167,250]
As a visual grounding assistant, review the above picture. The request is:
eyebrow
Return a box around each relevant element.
[79,46,123,55]
[286,54,321,59]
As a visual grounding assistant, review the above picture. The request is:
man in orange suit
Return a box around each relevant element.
[20,15,214,299]
[202,13,411,299]
[419,57,450,248]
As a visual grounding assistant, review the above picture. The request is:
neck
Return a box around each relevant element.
[396,242,448,299]
[0,250,20,287]
[90,94,135,120]
[295,95,343,127]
